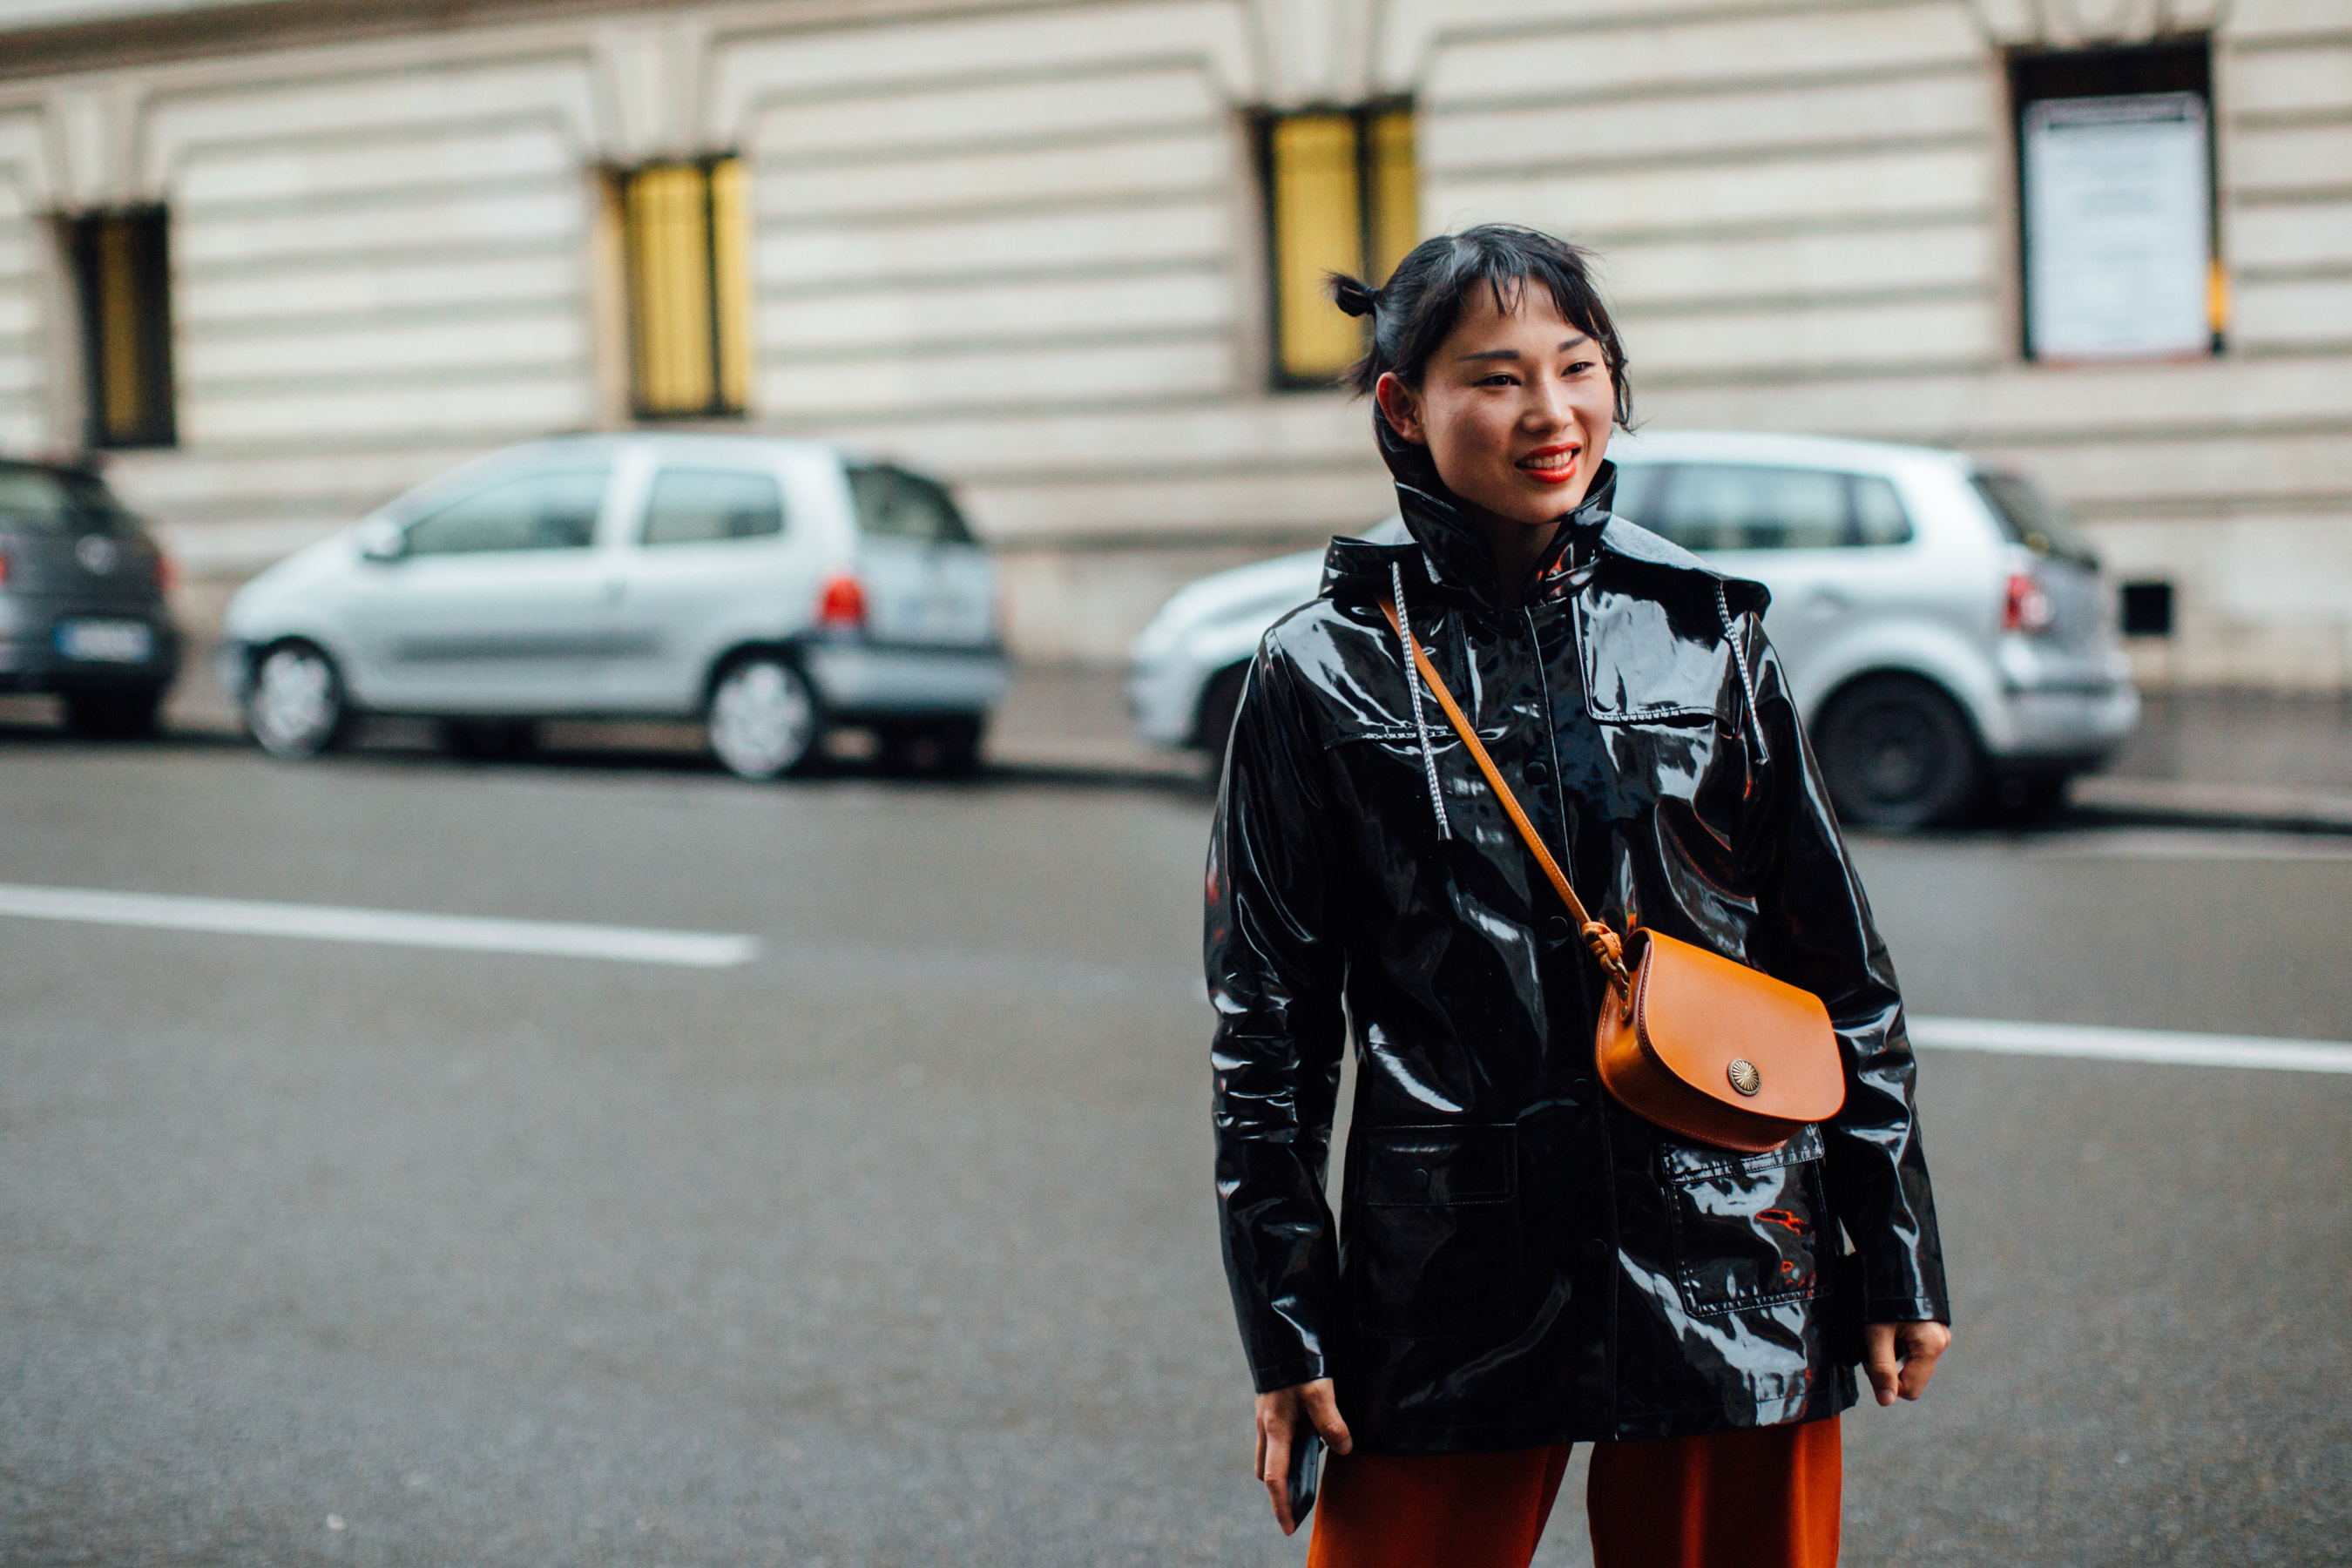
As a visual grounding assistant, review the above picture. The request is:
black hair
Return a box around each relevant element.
[1329,223,1632,428]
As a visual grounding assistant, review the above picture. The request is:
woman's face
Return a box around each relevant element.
[1375,287,1616,527]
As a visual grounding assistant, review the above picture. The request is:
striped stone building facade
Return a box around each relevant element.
[1,0,2346,684]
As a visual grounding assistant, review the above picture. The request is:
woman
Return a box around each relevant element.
[1207,225,1950,1568]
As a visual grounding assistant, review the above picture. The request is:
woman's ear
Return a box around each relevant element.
[1375,372,1427,446]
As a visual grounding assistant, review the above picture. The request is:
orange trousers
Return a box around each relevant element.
[1304,1416,1841,1568]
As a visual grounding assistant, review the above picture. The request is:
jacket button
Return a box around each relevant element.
[1571,1076,1594,1098]
[1544,916,1571,944]
[1525,759,1551,781]
[1410,1167,1431,1191]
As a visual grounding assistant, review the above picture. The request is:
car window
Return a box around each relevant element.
[1620,463,1914,551]
[1607,463,1664,525]
[1971,470,2096,564]
[404,467,608,557]
[1850,476,1915,547]
[0,463,136,534]
[641,467,786,547]
[1652,464,1849,551]
[848,465,973,546]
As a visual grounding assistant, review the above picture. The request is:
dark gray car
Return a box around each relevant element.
[0,458,181,736]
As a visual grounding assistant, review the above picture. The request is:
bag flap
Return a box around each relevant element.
[1632,929,1845,1124]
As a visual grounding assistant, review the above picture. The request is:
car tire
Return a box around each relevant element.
[707,656,821,780]
[63,686,164,740]
[1813,673,1983,831]
[245,641,349,759]
[441,718,537,760]
[1197,664,1250,781]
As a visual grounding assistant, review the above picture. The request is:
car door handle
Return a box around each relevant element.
[600,580,625,604]
[1805,587,1854,615]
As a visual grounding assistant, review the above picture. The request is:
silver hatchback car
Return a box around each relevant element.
[222,434,1008,777]
[1127,430,2138,828]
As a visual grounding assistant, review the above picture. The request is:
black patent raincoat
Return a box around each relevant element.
[1207,426,1949,1453]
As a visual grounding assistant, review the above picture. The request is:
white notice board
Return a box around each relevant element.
[2023,92,2212,361]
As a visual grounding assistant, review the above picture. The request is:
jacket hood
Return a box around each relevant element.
[1322,409,1769,618]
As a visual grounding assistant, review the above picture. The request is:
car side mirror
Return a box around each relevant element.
[356,519,407,562]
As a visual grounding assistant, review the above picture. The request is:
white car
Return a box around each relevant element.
[222,433,1008,777]
[1126,430,2139,828]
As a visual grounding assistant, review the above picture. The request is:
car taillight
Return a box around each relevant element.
[2004,572,2054,634]
[153,549,176,592]
[816,572,867,629]
[0,549,9,586]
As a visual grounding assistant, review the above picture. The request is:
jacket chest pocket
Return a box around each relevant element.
[1345,1124,1520,1340]
[1659,1125,1827,1318]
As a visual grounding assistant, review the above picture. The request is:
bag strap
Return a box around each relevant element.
[1378,596,1629,990]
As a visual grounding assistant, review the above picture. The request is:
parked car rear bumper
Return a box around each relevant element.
[803,640,1010,717]
[0,600,180,694]
[1981,679,2140,767]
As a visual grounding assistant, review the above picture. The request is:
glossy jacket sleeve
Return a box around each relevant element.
[1207,639,1350,1392]
[1738,625,1951,1325]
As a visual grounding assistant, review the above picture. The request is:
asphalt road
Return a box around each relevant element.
[1,732,2346,1566]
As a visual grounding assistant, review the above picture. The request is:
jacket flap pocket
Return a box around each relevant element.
[1657,1122,1824,1184]
[1358,1124,1516,1206]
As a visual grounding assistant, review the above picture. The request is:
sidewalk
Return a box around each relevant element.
[2077,689,2352,832]
[14,620,2345,828]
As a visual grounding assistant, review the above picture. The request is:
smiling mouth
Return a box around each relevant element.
[1517,445,1580,484]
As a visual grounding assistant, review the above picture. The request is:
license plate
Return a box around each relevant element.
[56,619,154,663]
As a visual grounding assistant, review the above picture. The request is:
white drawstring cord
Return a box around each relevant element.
[1393,561,1453,840]
[1716,582,1771,765]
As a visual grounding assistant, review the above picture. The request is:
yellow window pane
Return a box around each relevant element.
[626,164,715,415]
[96,218,150,443]
[1366,108,1419,287]
[1270,113,1363,382]
[708,157,753,415]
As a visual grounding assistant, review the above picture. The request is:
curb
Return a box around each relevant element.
[2067,776,2352,836]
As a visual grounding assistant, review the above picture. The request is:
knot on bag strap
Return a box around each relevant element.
[1376,594,1632,994]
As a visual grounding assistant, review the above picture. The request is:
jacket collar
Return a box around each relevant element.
[1322,409,1768,617]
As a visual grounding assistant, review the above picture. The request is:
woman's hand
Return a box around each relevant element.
[1862,1321,1951,1406]
[1254,1378,1354,1536]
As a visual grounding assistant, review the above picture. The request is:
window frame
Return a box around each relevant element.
[65,206,178,450]
[2005,37,2221,362]
[611,155,754,420]
[1254,98,1417,392]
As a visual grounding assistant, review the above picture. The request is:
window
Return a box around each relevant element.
[641,467,785,546]
[1259,102,1417,387]
[1612,464,1916,551]
[1970,470,2097,564]
[0,463,138,533]
[2009,40,2219,361]
[404,468,609,557]
[610,158,752,417]
[848,465,974,546]
[65,208,176,449]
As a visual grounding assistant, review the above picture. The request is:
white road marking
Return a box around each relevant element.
[0,883,760,969]
[1912,1016,2352,1074]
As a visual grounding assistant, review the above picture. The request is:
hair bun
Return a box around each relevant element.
[1328,274,1380,318]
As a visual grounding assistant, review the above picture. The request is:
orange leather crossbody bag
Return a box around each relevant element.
[1380,598,1844,1154]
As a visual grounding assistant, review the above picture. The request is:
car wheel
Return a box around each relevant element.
[245,642,348,759]
[707,657,820,780]
[441,718,537,760]
[879,718,985,777]
[63,687,164,740]
[1198,664,1249,780]
[1813,674,1983,831]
